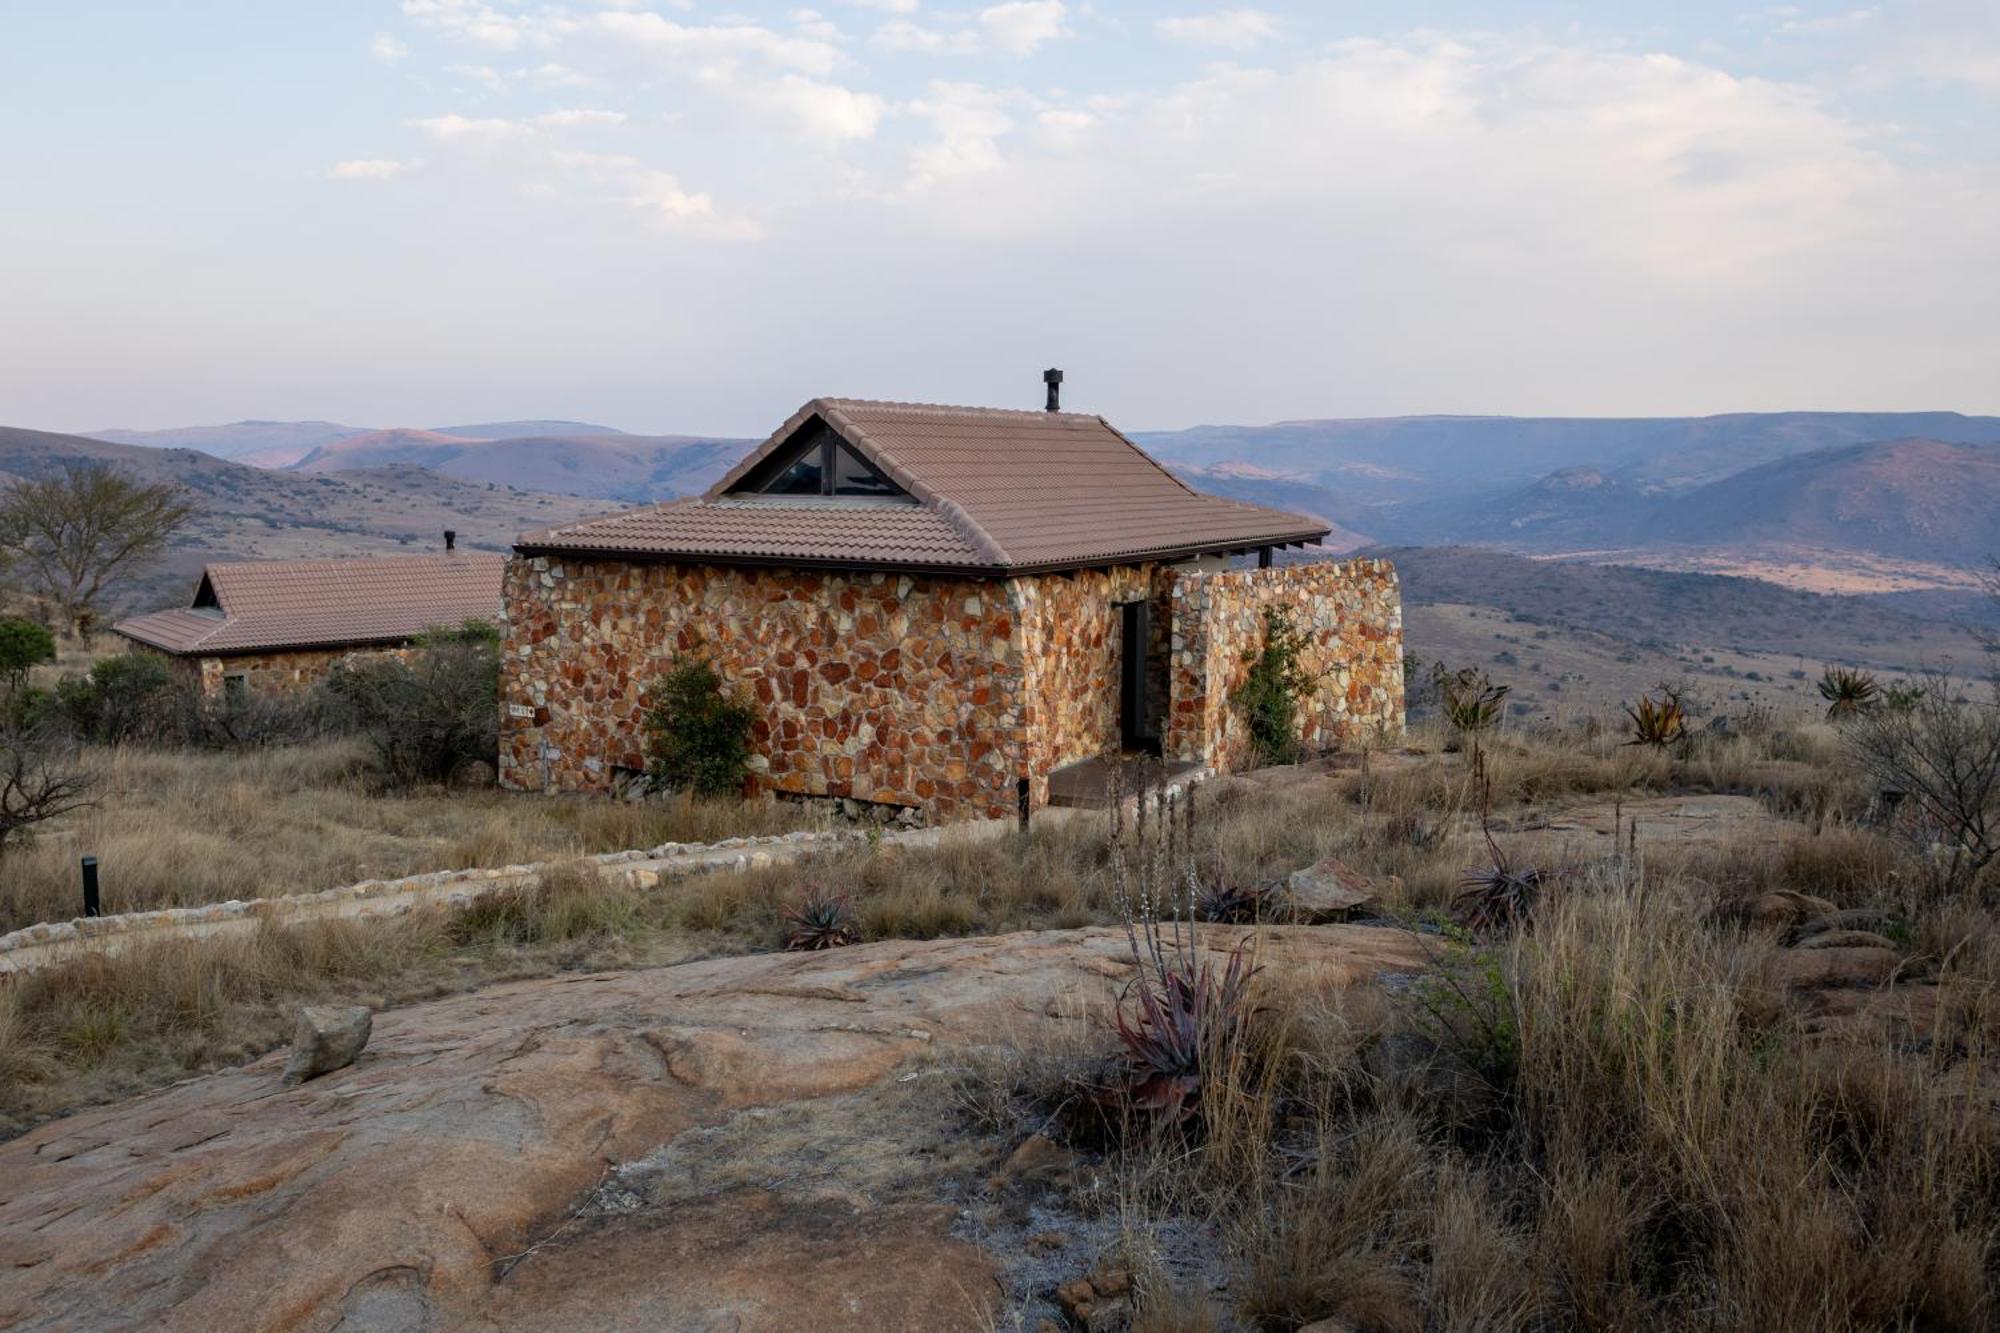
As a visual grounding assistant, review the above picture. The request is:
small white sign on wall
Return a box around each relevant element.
[508,704,535,719]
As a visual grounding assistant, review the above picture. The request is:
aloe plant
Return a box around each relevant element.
[1113,940,1257,1123]
[1624,691,1689,748]
[1194,877,1271,924]
[1818,666,1881,720]
[782,884,859,951]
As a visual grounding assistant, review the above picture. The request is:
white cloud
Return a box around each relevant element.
[408,113,527,148]
[978,1,1067,56]
[400,0,554,52]
[888,36,1923,287]
[759,76,885,143]
[533,108,628,129]
[370,33,410,63]
[1156,9,1279,51]
[326,157,425,182]
[906,81,1017,182]
[582,9,847,78]
[848,0,919,11]
[446,63,506,89]
[872,0,1067,56]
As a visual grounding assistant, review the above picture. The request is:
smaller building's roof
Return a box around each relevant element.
[113,552,504,656]
[518,397,1329,574]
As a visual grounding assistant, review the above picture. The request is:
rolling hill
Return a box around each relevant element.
[0,427,612,614]
[290,428,747,504]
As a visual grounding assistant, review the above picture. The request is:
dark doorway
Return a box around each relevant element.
[1119,600,1160,754]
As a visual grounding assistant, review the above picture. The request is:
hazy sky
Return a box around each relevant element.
[4,1,1998,435]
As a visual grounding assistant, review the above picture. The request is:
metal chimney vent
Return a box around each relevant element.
[443,529,457,552]
[1043,367,1063,412]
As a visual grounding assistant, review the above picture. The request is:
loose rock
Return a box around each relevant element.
[280,1006,372,1086]
[1284,857,1379,922]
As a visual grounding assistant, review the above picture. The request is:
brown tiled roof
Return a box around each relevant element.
[113,553,504,656]
[519,398,1328,573]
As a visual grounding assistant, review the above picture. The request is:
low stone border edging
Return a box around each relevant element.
[0,765,1210,981]
[0,830,869,980]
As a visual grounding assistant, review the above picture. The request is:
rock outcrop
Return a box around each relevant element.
[0,924,1423,1332]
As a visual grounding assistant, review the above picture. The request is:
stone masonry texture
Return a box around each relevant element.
[138,644,415,699]
[1163,558,1405,770]
[500,554,1403,820]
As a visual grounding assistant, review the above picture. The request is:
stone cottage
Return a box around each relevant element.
[501,387,1403,820]
[114,546,504,698]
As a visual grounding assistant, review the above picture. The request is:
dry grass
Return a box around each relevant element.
[0,739,820,931]
[11,699,1993,1331]
[1004,787,1999,1331]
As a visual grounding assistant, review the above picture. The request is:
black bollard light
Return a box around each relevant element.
[81,855,101,918]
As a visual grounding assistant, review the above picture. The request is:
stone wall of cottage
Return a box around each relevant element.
[1013,565,1171,806]
[134,645,387,698]
[499,557,1030,819]
[1164,558,1404,771]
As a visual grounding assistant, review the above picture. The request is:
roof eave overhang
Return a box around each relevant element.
[512,526,1331,579]
[111,627,428,658]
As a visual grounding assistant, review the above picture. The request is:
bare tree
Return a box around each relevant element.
[1845,668,2000,905]
[0,461,197,637]
[0,729,95,864]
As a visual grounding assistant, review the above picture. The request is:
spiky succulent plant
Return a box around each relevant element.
[1113,942,1257,1123]
[1194,877,1272,924]
[1624,691,1689,748]
[1455,863,1549,933]
[1818,666,1881,720]
[782,884,859,951]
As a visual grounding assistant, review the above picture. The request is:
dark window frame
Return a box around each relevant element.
[734,419,910,501]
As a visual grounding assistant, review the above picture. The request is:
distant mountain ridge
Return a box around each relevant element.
[72,407,2000,583]
[0,426,609,614]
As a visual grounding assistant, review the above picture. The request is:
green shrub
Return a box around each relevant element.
[645,656,755,797]
[0,619,55,694]
[318,634,498,785]
[1232,606,1321,766]
[56,653,176,743]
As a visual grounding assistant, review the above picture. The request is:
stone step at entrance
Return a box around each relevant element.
[1046,753,1202,810]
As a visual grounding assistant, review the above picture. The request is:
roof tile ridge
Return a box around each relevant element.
[1093,415,1201,497]
[816,400,1014,567]
[824,397,1096,421]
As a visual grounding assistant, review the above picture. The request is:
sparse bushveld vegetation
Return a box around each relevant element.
[0,460,198,637]
[6,687,2000,1326]
[319,621,502,786]
[0,618,55,697]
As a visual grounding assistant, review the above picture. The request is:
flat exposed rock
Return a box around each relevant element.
[1762,944,1902,991]
[1792,929,1899,953]
[0,924,1423,1333]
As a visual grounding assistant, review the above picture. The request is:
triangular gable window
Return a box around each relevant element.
[191,574,221,610]
[734,419,910,500]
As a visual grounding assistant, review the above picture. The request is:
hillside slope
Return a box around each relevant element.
[291,429,748,503]
[0,427,611,613]
[87,420,367,463]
